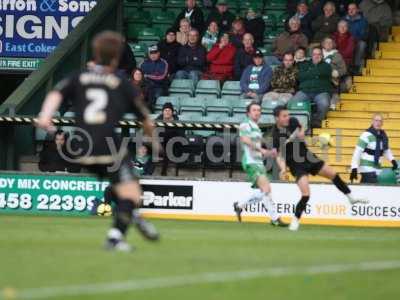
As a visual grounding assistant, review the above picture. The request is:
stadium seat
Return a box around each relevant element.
[238,1,264,14]
[277,12,289,29]
[267,0,287,10]
[142,0,165,9]
[137,28,162,46]
[195,80,221,97]
[151,11,175,33]
[206,107,231,119]
[221,81,241,98]
[259,113,274,124]
[205,98,232,109]
[377,168,398,185]
[125,10,151,24]
[179,97,205,110]
[287,99,311,113]
[262,14,277,30]
[179,106,205,118]
[168,79,195,97]
[129,43,148,57]
[261,99,285,111]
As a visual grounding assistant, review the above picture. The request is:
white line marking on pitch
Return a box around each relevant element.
[2,260,400,300]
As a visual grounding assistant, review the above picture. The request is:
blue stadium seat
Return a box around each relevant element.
[169,79,195,97]
[221,81,241,98]
[195,80,221,97]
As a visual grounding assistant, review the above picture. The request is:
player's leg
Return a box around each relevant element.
[289,175,310,231]
[318,163,368,204]
[257,175,288,227]
[233,165,268,222]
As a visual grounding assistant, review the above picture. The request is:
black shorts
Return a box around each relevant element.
[288,157,325,182]
[84,155,138,185]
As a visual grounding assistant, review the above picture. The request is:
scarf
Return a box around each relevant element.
[367,126,389,165]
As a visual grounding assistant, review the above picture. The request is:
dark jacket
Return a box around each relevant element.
[230,31,246,48]
[240,63,273,95]
[344,13,369,41]
[177,44,207,72]
[234,47,255,80]
[174,6,205,33]
[244,17,266,47]
[297,60,332,94]
[293,12,314,41]
[39,142,79,173]
[206,8,236,33]
[118,43,137,77]
[158,39,181,75]
[312,14,340,42]
[140,58,169,87]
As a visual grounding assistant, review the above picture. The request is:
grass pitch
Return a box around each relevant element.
[1,215,400,300]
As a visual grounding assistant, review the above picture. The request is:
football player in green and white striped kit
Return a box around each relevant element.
[233,102,287,226]
[351,113,398,184]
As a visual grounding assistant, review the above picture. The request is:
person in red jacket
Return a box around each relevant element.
[332,20,356,67]
[204,33,237,81]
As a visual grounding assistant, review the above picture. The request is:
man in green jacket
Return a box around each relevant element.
[289,46,332,128]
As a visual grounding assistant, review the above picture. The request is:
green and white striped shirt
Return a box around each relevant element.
[239,118,263,166]
[351,131,394,174]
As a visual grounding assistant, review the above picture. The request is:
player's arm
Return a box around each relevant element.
[36,90,63,132]
[276,154,288,180]
[240,134,276,157]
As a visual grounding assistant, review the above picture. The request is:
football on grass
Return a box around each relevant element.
[97,203,112,216]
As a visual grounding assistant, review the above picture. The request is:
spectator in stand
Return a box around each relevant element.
[204,33,237,81]
[269,16,308,65]
[360,0,392,42]
[156,102,184,176]
[131,68,148,106]
[344,3,368,74]
[158,28,181,76]
[206,0,236,34]
[294,46,308,63]
[202,21,220,51]
[321,37,349,109]
[332,20,356,67]
[39,130,80,173]
[292,1,314,40]
[263,52,298,104]
[234,33,255,80]
[289,47,332,128]
[230,18,246,48]
[176,18,191,46]
[176,29,207,85]
[133,145,154,176]
[240,49,273,102]
[244,7,266,48]
[141,45,169,111]
[350,113,398,183]
[311,1,340,43]
[174,0,205,34]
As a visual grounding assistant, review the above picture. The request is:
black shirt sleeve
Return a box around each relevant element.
[53,75,76,101]
[272,127,280,150]
[288,117,302,133]
[122,79,148,121]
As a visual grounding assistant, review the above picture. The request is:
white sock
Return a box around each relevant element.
[239,189,264,209]
[346,193,354,200]
[107,228,122,240]
[263,193,279,221]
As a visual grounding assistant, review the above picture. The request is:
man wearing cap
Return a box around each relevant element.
[156,102,184,176]
[140,45,169,111]
[240,49,273,102]
[206,0,236,33]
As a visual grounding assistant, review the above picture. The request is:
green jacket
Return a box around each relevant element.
[297,60,332,94]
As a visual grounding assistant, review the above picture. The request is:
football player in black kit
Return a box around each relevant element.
[271,106,368,231]
[37,31,159,251]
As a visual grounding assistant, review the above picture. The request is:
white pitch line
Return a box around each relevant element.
[3,260,400,300]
